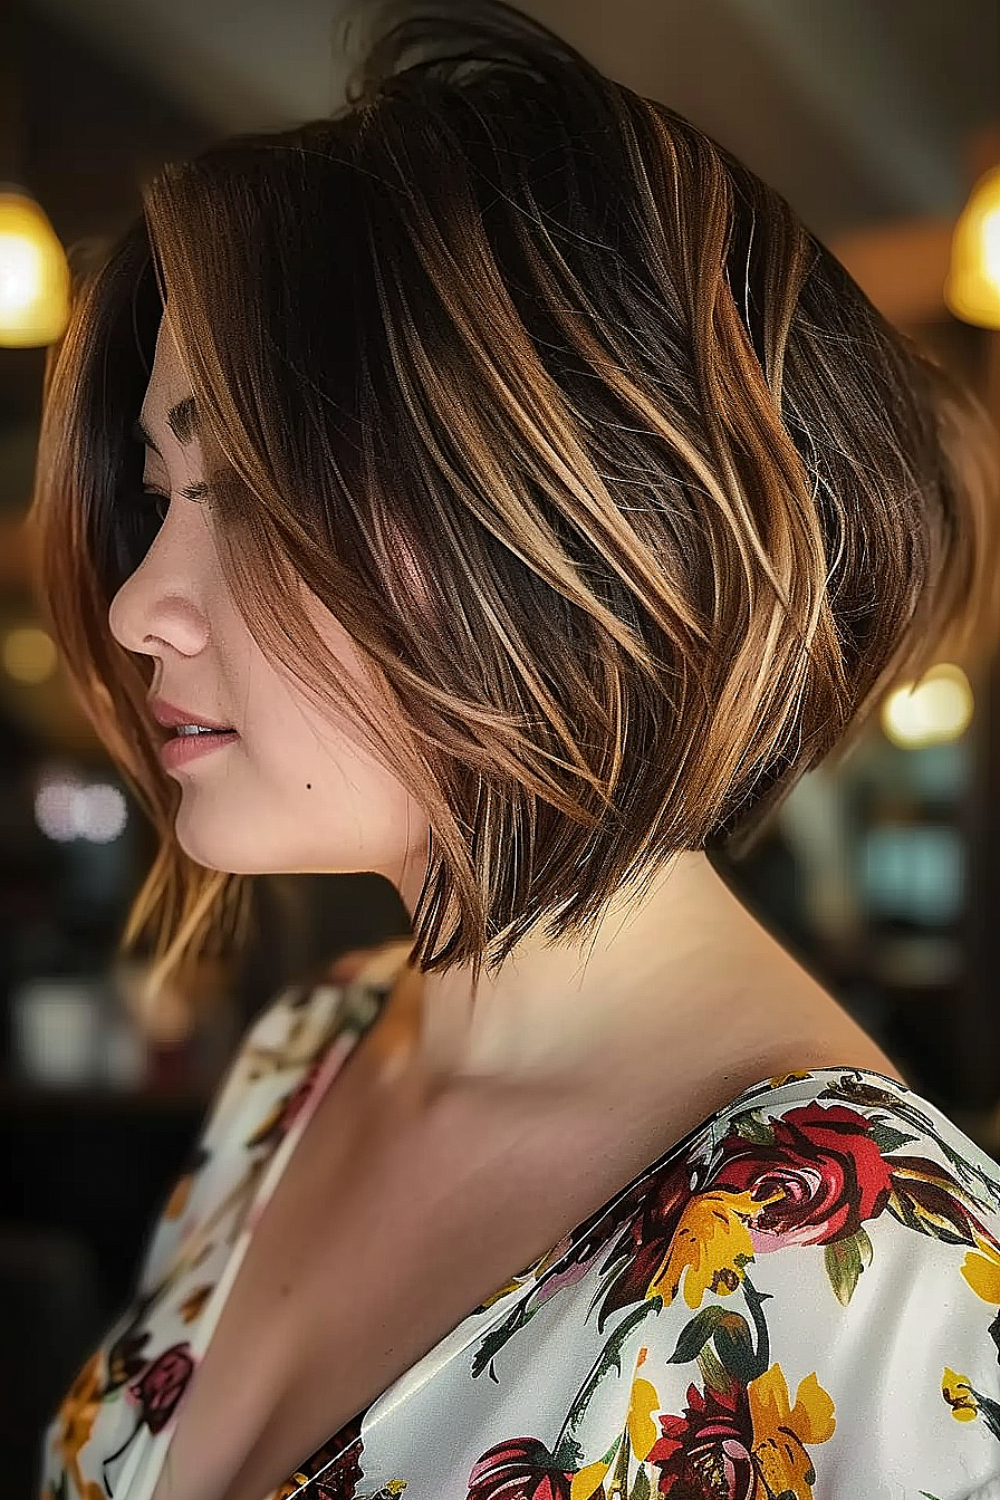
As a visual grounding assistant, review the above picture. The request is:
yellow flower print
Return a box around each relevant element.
[480,1277,524,1310]
[943,1368,980,1422]
[960,1234,1000,1305]
[164,1171,196,1220]
[270,1476,310,1500]
[53,1349,107,1499]
[570,1457,610,1499]
[55,1350,103,1468]
[627,1347,660,1462]
[646,1186,783,1309]
[747,1363,836,1500]
[178,1283,214,1323]
[568,1347,662,1499]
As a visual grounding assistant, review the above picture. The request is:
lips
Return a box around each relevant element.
[159,727,239,772]
[147,696,235,733]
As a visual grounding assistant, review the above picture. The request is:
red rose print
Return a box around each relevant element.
[646,1380,755,1498]
[313,1441,362,1499]
[712,1100,894,1249]
[468,1437,573,1500]
[129,1344,194,1434]
[594,1163,695,1324]
[596,1101,896,1323]
[308,1417,365,1499]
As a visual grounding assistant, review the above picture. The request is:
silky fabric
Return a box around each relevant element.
[40,945,1000,1500]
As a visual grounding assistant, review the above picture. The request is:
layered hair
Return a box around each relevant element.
[27,0,1000,1000]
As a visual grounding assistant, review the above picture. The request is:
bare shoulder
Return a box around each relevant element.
[667,950,911,1131]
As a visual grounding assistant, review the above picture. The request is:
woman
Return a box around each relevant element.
[28,2,1000,1497]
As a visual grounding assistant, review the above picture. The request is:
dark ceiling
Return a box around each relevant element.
[2,0,999,513]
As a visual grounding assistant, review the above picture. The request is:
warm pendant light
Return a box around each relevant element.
[945,164,1000,330]
[0,183,70,348]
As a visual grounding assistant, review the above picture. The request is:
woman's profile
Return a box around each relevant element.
[27,2,1000,1497]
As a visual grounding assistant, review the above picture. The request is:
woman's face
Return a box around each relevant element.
[108,315,429,907]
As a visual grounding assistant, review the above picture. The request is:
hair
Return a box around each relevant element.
[26,0,1000,1005]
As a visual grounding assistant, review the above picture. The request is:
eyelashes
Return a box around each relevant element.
[137,481,212,517]
[131,483,209,525]
[143,481,210,509]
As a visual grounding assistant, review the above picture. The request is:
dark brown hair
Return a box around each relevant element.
[26,0,1000,1001]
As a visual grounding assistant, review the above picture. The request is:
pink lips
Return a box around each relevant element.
[159,728,239,772]
[147,696,234,732]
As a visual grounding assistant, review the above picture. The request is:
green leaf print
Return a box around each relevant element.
[470,1297,542,1380]
[555,1301,659,1456]
[666,1303,732,1364]
[823,1227,874,1306]
[974,1388,1000,1442]
[553,1434,585,1471]
[713,1311,760,1385]
[868,1124,919,1153]
[731,1110,775,1145]
[628,1466,652,1500]
[934,1136,1000,1213]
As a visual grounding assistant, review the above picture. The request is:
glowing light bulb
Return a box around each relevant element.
[2,624,58,684]
[946,164,1000,330]
[881,662,974,748]
[0,187,70,347]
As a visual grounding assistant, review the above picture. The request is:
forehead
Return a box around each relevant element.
[141,317,191,425]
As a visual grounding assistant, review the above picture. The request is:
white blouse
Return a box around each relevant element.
[40,944,1000,1500]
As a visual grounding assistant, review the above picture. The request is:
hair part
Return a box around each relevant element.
[26,0,1000,1005]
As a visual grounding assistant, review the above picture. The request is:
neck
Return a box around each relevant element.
[384,848,799,1092]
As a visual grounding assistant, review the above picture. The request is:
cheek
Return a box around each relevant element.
[242,653,414,822]
[216,587,428,843]
[173,703,422,878]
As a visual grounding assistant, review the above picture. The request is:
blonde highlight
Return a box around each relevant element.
[26,0,1000,1007]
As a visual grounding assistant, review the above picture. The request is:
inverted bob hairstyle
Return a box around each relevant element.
[27,0,1000,1002]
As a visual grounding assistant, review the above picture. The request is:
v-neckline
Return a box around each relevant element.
[117,945,411,1500]
[269,1057,924,1500]
[110,941,920,1500]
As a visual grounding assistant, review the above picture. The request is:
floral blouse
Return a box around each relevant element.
[40,941,1000,1500]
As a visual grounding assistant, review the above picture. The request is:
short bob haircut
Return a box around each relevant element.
[27,0,1000,1002]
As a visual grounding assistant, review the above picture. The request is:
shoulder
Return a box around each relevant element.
[470,1068,1000,1498]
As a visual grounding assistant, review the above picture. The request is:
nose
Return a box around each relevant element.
[107,516,212,663]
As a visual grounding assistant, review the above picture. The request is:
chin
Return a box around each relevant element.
[172,804,271,876]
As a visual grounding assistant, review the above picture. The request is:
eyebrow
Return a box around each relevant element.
[131,394,199,455]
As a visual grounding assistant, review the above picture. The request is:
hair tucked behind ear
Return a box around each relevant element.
[26,0,1000,1005]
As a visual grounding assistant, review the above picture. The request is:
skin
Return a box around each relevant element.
[111,313,907,1500]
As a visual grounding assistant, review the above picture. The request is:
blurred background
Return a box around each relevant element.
[2,0,1000,1492]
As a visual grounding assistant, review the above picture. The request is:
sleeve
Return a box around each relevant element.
[547,1080,1000,1498]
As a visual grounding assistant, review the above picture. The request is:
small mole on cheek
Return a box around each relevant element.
[306,783,312,790]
